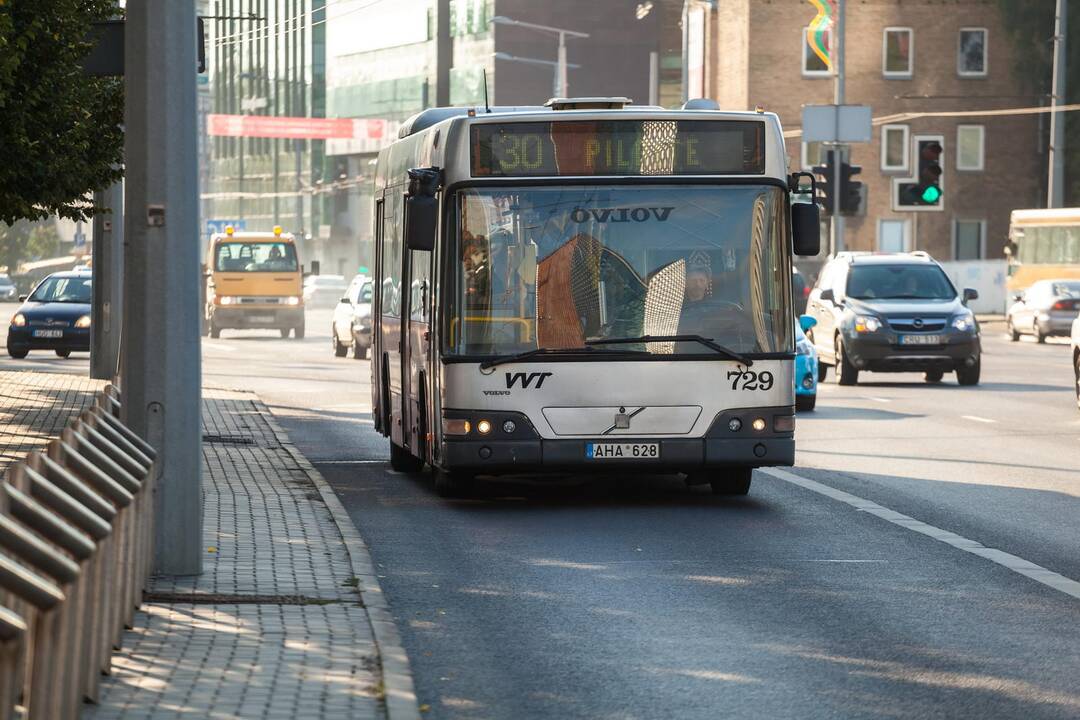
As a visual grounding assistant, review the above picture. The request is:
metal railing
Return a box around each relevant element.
[0,383,156,720]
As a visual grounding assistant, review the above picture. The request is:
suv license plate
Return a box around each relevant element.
[586,442,659,459]
[32,329,63,338]
[900,334,943,345]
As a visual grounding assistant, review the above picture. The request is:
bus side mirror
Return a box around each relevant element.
[792,203,821,257]
[405,194,437,252]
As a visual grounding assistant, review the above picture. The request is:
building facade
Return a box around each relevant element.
[203,0,327,265]
[704,0,1044,262]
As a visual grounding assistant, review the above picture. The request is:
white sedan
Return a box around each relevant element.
[302,274,348,309]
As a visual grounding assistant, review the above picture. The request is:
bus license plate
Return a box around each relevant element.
[32,329,63,338]
[900,334,943,345]
[586,442,659,460]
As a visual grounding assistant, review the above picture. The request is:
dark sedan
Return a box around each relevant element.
[6,271,92,359]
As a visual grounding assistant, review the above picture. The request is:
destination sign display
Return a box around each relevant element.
[470,120,765,177]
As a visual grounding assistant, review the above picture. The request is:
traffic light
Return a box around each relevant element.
[839,162,863,214]
[897,139,944,208]
[811,149,837,216]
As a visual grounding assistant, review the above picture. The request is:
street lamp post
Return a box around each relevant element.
[490,16,589,97]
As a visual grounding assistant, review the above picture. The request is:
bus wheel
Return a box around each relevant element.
[434,468,474,498]
[711,468,752,496]
[389,441,423,473]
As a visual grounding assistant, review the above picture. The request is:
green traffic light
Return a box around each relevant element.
[921,185,942,203]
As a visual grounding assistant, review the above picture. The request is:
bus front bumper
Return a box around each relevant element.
[440,436,794,473]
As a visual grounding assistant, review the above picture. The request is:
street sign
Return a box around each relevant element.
[206,219,247,237]
[801,105,872,143]
[241,96,269,112]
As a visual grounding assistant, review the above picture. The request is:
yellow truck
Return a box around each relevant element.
[203,226,305,338]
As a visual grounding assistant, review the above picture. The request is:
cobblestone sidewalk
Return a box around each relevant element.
[82,388,394,720]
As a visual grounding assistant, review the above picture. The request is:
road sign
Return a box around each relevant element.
[206,219,246,237]
[801,105,872,143]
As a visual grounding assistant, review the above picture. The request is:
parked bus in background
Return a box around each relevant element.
[1006,208,1080,292]
[368,97,820,497]
[203,225,305,339]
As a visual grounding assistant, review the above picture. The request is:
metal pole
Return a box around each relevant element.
[436,0,451,106]
[90,180,123,380]
[649,51,659,106]
[557,31,568,97]
[123,0,203,575]
[1048,0,1067,208]
[831,0,846,255]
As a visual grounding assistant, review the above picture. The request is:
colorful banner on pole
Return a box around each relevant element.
[207,114,390,141]
[806,0,836,71]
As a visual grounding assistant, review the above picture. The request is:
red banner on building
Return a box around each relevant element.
[207,114,388,141]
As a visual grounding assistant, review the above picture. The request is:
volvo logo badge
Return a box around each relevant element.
[614,406,630,429]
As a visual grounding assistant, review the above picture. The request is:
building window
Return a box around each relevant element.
[803,26,831,77]
[956,125,984,171]
[882,28,913,78]
[881,124,909,171]
[958,28,987,77]
[801,141,826,171]
[878,219,909,253]
[954,219,985,260]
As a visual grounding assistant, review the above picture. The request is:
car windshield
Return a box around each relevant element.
[1050,281,1080,298]
[846,264,955,300]
[28,276,91,303]
[215,242,298,272]
[442,185,792,357]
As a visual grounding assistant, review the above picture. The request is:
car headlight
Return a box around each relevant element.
[74,315,91,329]
[285,296,301,306]
[854,315,882,333]
[11,313,26,327]
[952,313,975,332]
[796,338,814,355]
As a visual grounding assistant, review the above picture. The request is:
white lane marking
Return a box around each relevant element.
[866,396,892,403]
[762,467,1080,601]
[961,415,997,424]
[201,341,237,352]
[312,459,386,465]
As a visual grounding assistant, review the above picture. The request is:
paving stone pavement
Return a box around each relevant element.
[0,370,106,475]
[83,387,386,720]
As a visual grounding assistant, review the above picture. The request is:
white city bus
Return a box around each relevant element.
[370,97,820,496]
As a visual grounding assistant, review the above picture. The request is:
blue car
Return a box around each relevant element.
[795,314,818,411]
[6,271,92,359]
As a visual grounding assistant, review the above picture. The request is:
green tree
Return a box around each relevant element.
[0,220,61,274]
[0,0,123,225]
[997,0,1080,205]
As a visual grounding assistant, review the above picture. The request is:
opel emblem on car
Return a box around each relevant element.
[913,318,924,328]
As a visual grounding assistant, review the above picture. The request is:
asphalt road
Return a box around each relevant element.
[5,304,1079,718]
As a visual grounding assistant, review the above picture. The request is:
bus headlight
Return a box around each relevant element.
[751,418,767,432]
[11,313,26,327]
[442,418,471,436]
[74,315,91,329]
[476,419,493,435]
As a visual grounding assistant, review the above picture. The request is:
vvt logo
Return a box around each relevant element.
[506,372,553,389]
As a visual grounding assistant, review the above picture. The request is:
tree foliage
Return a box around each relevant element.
[0,220,61,275]
[997,0,1080,204]
[0,0,124,225]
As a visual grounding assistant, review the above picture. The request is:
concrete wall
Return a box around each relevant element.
[939,259,1009,314]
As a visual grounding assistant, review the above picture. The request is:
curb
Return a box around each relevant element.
[260,403,421,720]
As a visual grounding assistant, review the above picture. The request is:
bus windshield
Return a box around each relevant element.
[447,185,791,357]
[214,241,299,272]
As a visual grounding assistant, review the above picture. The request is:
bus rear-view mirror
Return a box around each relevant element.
[792,203,821,257]
[405,195,437,252]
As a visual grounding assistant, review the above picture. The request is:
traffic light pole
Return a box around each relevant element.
[831,0,846,255]
[123,0,203,575]
[1048,0,1067,208]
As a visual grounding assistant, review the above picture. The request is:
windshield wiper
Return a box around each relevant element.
[585,334,753,366]
[478,346,646,370]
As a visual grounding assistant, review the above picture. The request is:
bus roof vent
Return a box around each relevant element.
[682,98,720,111]
[545,97,632,111]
